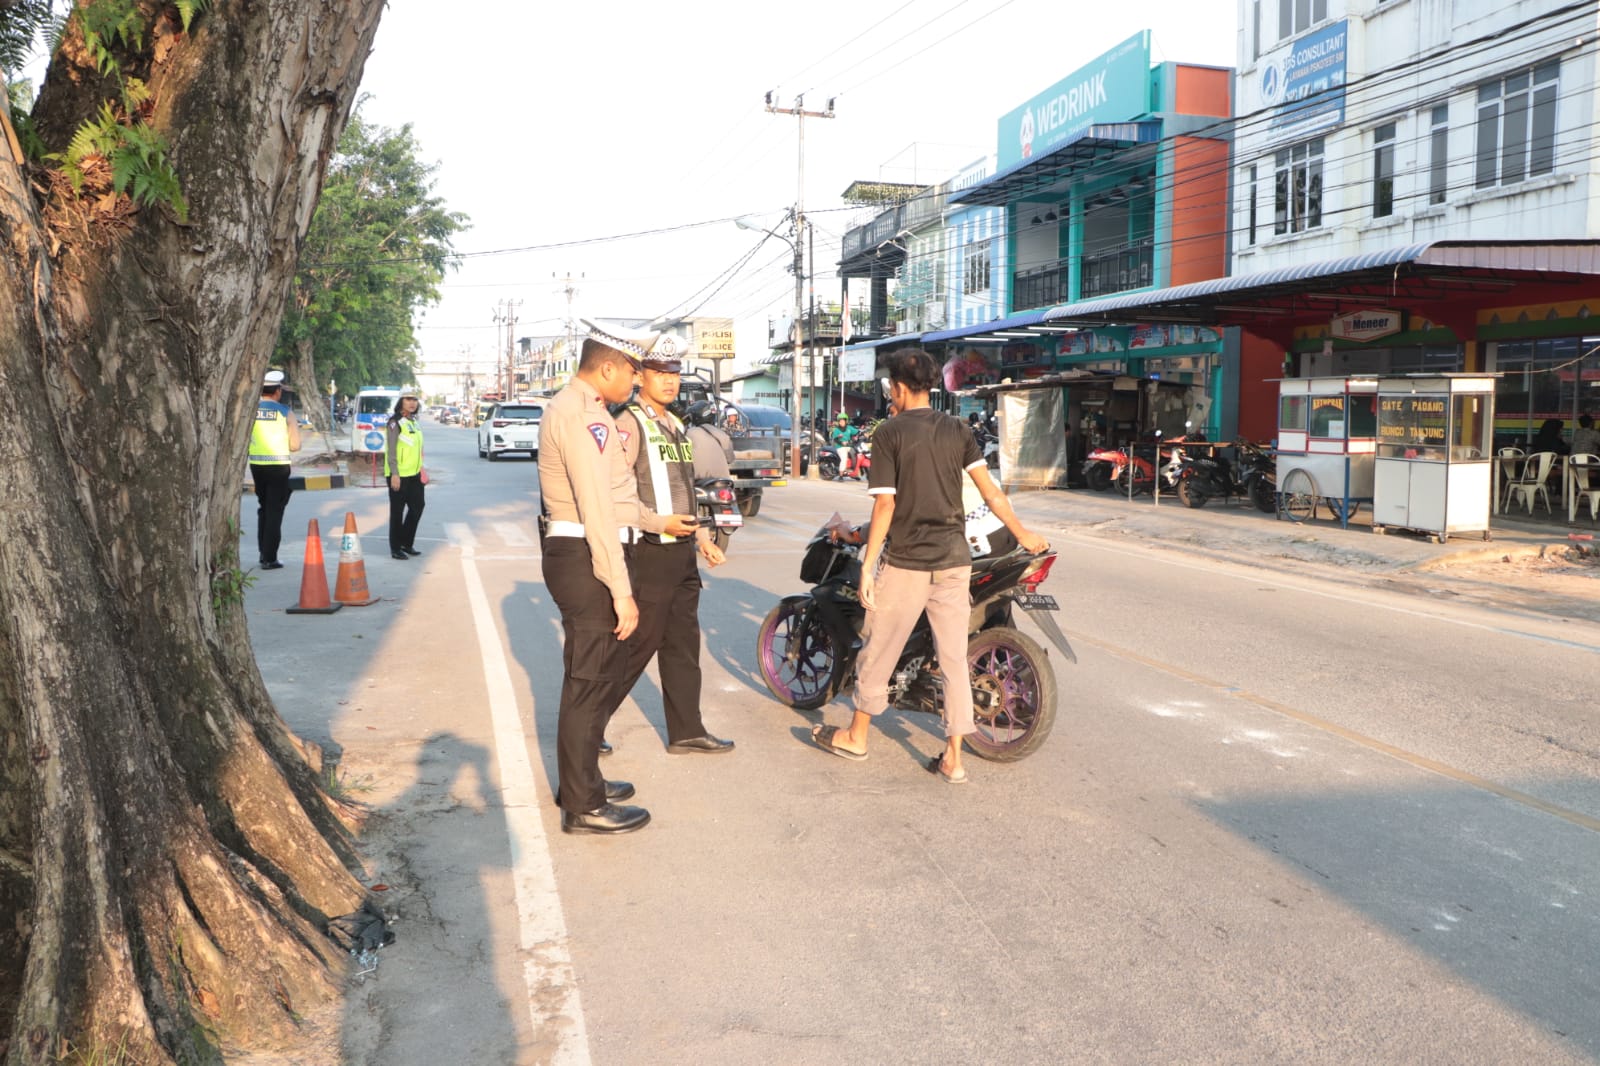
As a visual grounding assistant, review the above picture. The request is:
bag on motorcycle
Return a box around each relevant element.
[800,539,842,584]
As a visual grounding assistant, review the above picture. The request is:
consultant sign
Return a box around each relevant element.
[996,32,1151,171]
[1244,20,1349,145]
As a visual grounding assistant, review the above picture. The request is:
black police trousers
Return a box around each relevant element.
[543,537,635,814]
[615,538,708,743]
[249,463,294,565]
[387,474,426,552]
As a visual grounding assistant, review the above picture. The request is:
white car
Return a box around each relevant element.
[477,401,543,460]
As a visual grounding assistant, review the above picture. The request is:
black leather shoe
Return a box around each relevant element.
[560,803,650,835]
[599,739,614,757]
[667,734,735,755]
[391,551,409,560]
[402,547,422,556]
[605,779,635,802]
[260,560,284,570]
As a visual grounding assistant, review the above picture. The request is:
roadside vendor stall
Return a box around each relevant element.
[1274,376,1379,527]
[1371,374,1495,542]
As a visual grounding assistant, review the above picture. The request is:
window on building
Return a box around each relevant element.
[1278,0,1326,41]
[1475,59,1559,189]
[1273,138,1324,235]
[962,245,991,295]
[1373,123,1396,218]
[1247,164,1259,245]
[1428,105,1449,205]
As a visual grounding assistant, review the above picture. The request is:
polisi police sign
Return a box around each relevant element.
[1330,308,1403,343]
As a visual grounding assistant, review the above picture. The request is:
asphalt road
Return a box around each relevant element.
[245,422,1600,1066]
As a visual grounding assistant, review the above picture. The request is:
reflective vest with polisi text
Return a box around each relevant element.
[249,400,291,465]
[385,418,423,477]
[627,403,694,543]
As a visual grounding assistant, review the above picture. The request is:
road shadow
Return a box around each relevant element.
[341,731,521,1063]
[1196,780,1600,1057]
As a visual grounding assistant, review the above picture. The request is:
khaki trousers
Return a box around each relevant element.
[854,562,974,737]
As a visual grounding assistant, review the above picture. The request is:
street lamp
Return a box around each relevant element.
[735,213,818,481]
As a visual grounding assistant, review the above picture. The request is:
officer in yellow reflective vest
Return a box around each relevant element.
[615,334,734,756]
[249,370,301,570]
[385,389,427,560]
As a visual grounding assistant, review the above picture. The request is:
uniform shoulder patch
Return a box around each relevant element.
[587,423,609,451]
[617,426,632,447]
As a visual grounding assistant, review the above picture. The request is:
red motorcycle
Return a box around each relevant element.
[1082,436,1190,494]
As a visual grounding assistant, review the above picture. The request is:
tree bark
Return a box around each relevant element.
[0,3,385,1062]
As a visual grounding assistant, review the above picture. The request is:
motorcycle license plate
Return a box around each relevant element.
[1015,593,1059,611]
[713,512,743,527]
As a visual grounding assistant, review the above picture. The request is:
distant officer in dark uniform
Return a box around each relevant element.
[538,319,658,835]
[615,334,735,755]
[249,369,301,570]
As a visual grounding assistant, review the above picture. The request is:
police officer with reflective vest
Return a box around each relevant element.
[538,320,656,835]
[249,370,301,570]
[385,388,427,560]
[615,334,735,756]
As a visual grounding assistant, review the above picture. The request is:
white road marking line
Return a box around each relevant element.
[457,538,590,1064]
[444,522,477,550]
[494,521,535,547]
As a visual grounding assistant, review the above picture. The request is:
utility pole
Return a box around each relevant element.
[493,299,522,398]
[767,91,835,480]
[555,272,582,388]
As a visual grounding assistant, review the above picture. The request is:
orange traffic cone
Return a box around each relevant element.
[286,518,343,615]
[333,511,379,606]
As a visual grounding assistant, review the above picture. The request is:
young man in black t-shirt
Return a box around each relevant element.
[809,349,1047,783]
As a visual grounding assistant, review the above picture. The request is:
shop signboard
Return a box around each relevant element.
[691,317,736,360]
[1242,19,1349,145]
[1331,308,1403,342]
[997,32,1151,171]
[840,348,876,382]
[1378,394,1448,459]
[1129,325,1169,349]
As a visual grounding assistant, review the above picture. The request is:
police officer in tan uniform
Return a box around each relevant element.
[538,320,657,835]
[615,334,735,755]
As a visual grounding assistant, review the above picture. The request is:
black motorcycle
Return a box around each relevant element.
[694,476,742,551]
[755,527,1075,762]
[1234,439,1278,514]
[1174,444,1241,508]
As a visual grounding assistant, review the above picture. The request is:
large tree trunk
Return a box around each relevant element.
[0,3,385,1062]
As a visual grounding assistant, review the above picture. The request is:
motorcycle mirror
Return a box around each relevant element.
[1155,429,1163,439]
[1185,420,1193,429]
[879,376,892,400]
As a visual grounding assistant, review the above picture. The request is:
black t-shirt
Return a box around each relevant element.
[869,407,984,570]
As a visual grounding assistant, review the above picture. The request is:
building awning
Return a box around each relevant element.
[841,333,922,352]
[923,309,1055,344]
[951,121,1163,207]
[1043,240,1600,326]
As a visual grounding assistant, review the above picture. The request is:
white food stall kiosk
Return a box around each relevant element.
[1371,374,1495,543]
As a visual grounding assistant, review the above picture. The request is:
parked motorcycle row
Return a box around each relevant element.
[1081,425,1278,513]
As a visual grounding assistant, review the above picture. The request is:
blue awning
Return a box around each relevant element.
[923,309,1053,344]
[951,121,1163,207]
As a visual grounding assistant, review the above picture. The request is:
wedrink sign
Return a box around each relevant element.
[997,32,1151,171]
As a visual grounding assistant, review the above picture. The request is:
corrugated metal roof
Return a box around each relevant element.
[841,333,923,352]
[950,121,1163,207]
[1043,241,1600,324]
[922,308,1051,343]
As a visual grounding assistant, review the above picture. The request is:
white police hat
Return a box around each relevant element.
[263,370,286,387]
[581,318,659,364]
[641,333,688,373]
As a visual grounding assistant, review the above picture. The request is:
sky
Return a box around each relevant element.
[341,0,1237,379]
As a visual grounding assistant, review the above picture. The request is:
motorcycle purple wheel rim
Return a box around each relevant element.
[760,604,833,703]
[970,643,1039,747]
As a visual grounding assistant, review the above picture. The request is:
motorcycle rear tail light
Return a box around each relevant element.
[1019,554,1056,592]
[716,489,734,502]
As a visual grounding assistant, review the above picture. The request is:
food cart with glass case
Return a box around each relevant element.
[1275,377,1379,527]
[1371,374,1495,543]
